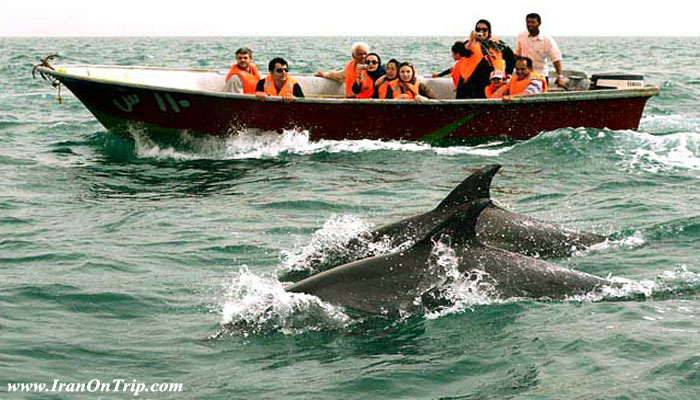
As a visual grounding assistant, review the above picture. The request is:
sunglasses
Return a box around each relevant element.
[274,68,288,73]
[475,27,489,32]
[366,60,379,65]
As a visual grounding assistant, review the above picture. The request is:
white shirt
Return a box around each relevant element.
[224,75,245,94]
[515,31,562,77]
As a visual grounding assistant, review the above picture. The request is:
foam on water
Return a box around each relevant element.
[278,214,413,280]
[567,265,700,303]
[217,266,351,337]
[127,126,514,160]
[573,232,646,257]
[615,130,700,173]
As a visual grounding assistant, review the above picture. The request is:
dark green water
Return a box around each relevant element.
[1,37,700,399]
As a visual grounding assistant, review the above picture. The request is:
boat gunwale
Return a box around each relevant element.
[37,64,661,105]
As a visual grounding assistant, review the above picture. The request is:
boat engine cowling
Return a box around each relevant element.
[590,73,645,90]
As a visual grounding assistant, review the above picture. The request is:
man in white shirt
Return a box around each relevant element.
[515,13,565,88]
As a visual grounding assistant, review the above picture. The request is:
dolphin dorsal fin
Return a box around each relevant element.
[423,198,492,244]
[435,164,501,213]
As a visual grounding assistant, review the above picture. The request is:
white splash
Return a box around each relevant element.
[126,126,514,160]
[567,265,700,303]
[218,266,351,336]
[278,215,373,277]
[424,240,500,319]
[573,232,646,256]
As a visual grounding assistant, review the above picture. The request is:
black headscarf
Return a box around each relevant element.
[365,52,386,81]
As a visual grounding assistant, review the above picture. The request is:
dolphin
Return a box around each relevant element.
[279,164,607,283]
[285,199,610,315]
[370,164,607,258]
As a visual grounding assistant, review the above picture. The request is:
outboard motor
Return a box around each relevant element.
[590,73,645,90]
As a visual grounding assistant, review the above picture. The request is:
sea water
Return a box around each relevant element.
[1,36,699,399]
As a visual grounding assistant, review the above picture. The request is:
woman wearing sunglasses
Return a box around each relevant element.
[456,19,515,99]
[351,52,386,99]
[255,57,304,103]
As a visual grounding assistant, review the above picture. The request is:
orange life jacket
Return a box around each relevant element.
[377,79,395,99]
[459,39,505,84]
[261,75,298,96]
[485,83,509,98]
[452,58,467,88]
[385,79,420,99]
[344,60,359,97]
[225,64,261,94]
[355,69,376,99]
[508,72,548,95]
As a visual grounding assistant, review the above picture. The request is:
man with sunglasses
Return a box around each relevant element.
[255,58,304,103]
[515,13,565,88]
[456,19,515,99]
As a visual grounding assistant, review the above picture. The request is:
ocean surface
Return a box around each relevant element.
[1,36,699,399]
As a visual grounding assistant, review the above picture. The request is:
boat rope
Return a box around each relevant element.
[32,54,63,104]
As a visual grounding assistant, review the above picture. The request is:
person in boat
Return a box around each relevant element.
[314,42,369,98]
[351,53,385,99]
[456,19,515,99]
[375,59,400,98]
[503,56,548,101]
[255,58,304,102]
[224,47,261,94]
[485,69,509,99]
[515,13,565,88]
[432,41,470,91]
[382,62,436,101]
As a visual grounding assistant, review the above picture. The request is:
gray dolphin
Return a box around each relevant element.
[285,199,610,315]
[371,164,607,258]
[280,164,607,283]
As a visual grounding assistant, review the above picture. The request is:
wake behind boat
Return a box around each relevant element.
[34,62,659,142]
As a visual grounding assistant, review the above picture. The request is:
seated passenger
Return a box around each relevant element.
[255,58,304,103]
[433,41,469,90]
[485,70,509,98]
[382,62,436,101]
[352,53,385,99]
[506,56,548,98]
[314,42,370,98]
[224,47,261,94]
[375,59,400,97]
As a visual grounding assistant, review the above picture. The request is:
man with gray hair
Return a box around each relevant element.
[315,42,370,98]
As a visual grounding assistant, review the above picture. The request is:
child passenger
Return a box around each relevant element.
[485,69,509,98]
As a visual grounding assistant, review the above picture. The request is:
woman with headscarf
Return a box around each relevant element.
[456,19,515,99]
[382,62,436,101]
[351,52,386,99]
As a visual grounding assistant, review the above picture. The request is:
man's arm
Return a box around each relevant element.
[315,70,345,81]
[548,36,565,87]
[225,75,244,93]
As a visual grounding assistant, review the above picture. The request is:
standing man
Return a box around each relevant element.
[314,42,369,98]
[515,13,565,88]
[225,47,262,94]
